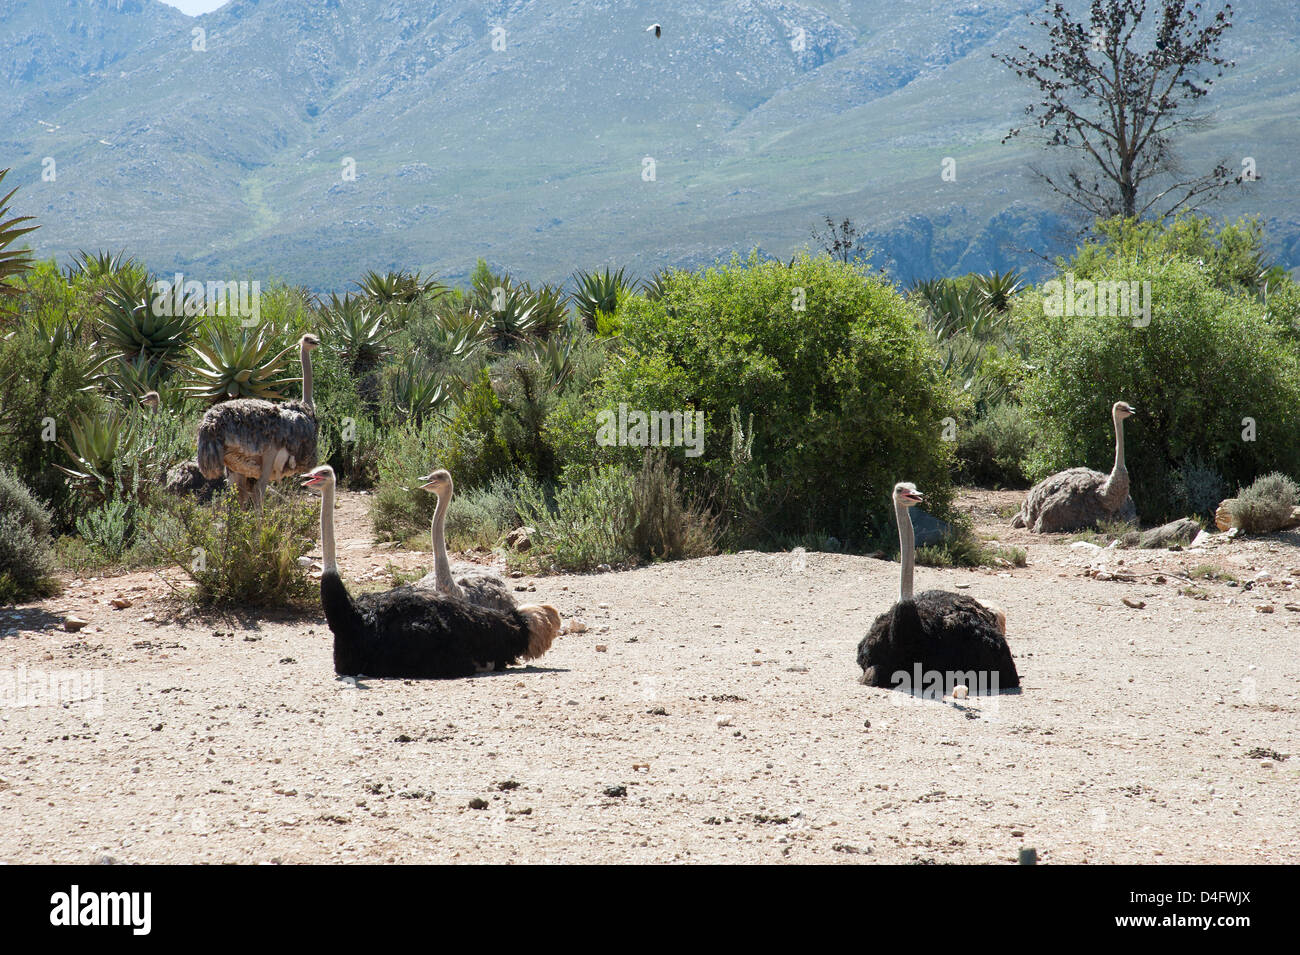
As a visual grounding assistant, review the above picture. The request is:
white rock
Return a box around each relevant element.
[952,685,969,700]
[715,714,733,727]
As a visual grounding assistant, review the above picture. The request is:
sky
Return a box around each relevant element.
[157,0,228,15]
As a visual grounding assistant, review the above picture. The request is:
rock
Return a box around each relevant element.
[595,644,608,653]
[1138,518,1200,549]
[715,714,733,727]
[296,557,313,569]
[952,685,969,700]
[566,619,588,634]
[1191,530,1214,548]
[603,785,627,798]
[504,526,534,552]
[63,616,89,632]
[1257,605,1275,614]
[1070,541,1103,556]
[1018,847,1038,865]
[910,509,950,547]
[1122,598,1146,609]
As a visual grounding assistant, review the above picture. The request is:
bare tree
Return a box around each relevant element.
[996,0,1248,221]
[811,216,866,263]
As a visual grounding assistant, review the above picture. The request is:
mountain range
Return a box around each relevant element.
[2,0,1298,289]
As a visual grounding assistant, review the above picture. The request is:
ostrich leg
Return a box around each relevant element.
[254,448,278,515]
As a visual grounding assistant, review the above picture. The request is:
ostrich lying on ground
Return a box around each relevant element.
[196,333,320,511]
[1013,401,1137,533]
[303,466,562,679]
[140,391,230,501]
[414,469,516,613]
[857,483,1019,695]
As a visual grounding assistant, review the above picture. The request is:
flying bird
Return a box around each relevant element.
[647,23,661,38]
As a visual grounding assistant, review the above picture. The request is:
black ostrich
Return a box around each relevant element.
[856,482,1019,696]
[303,466,562,679]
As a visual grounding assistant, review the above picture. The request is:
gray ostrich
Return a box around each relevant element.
[414,469,517,614]
[195,333,320,511]
[1012,401,1137,533]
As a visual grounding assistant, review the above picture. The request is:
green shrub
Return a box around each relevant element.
[443,472,541,552]
[1018,255,1300,522]
[162,490,317,607]
[512,454,718,572]
[74,496,135,564]
[592,251,958,548]
[1169,454,1227,518]
[1228,472,1300,534]
[0,469,57,603]
[954,402,1033,488]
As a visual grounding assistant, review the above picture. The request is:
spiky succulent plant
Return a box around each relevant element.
[183,325,301,402]
[0,168,38,296]
[97,270,200,365]
[571,266,633,329]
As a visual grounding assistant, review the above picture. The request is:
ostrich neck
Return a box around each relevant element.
[320,482,337,574]
[1110,412,1126,477]
[431,491,461,594]
[301,343,314,411]
[897,498,915,601]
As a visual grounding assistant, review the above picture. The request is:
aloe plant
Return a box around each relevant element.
[356,269,444,307]
[571,266,633,329]
[0,168,38,296]
[97,270,200,365]
[184,325,300,402]
[318,292,392,373]
[55,408,142,496]
[391,356,451,425]
[973,269,1025,313]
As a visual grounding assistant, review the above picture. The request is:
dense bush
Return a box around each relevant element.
[590,251,958,547]
[0,469,57,603]
[1017,255,1300,522]
[954,401,1033,488]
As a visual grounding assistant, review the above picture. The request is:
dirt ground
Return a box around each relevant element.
[1,489,1297,864]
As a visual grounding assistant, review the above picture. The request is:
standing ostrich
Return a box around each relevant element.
[414,469,516,613]
[303,466,562,679]
[857,483,1019,694]
[1012,401,1137,533]
[195,333,320,510]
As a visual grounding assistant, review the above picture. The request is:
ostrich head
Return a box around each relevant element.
[300,333,320,351]
[1113,401,1136,419]
[893,482,923,508]
[139,391,160,411]
[301,464,336,492]
[418,469,453,499]
[518,603,563,659]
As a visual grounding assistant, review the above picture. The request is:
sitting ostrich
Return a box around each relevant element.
[413,469,516,613]
[1013,401,1137,533]
[140,391,229,501]
[857,482,1019,694]
[303,466,562,679]
[195,333,320,511]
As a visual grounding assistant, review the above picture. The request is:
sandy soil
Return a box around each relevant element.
[1,489,1297,864]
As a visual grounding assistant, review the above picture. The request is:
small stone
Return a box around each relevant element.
[715,714,733,727]
[1018,847,1038,865]
[63,616,89,632]
[468,798,489,810]
[566,619,588,634]
[1122,598,1146,609]
[603,785,627,798]
[952,685,969,700]
[109,597,131,609]
[1257,604,1275,613]
[594,644,607,653]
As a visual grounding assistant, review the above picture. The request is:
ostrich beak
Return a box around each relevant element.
[417,472,439,492]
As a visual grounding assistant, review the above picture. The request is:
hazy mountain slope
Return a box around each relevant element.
[1,0,1296,288]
